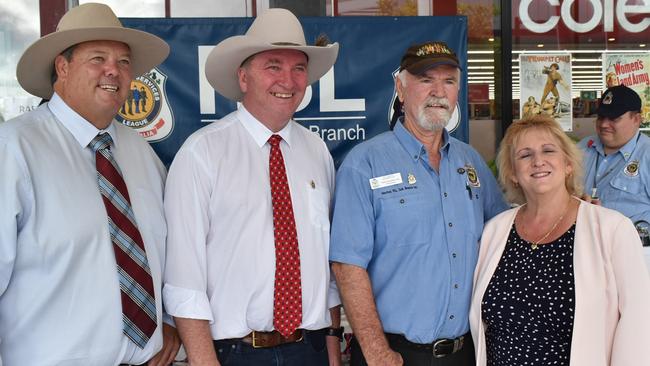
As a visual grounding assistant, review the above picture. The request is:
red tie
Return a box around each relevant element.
[268,134,302,338]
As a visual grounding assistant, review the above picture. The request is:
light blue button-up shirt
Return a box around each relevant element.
[0,94,168,365]
[330,120,507,343]
[579,132,650,224]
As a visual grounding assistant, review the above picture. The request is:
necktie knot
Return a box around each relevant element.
[89,133,113,152]
[268,134,282,148]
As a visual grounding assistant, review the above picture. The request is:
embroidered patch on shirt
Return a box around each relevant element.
[624,160,639,177]
[466,165,481,187]
[369,173,403,190]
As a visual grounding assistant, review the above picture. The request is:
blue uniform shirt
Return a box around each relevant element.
[330,120,507,343]
[579,132,650,224]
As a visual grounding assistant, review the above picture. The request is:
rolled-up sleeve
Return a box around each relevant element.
[163,144,214,322]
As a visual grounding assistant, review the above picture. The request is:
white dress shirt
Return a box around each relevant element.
[0,93,167,366]
[163,106,339,340]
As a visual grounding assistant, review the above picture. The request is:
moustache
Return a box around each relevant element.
[424,97,450,109]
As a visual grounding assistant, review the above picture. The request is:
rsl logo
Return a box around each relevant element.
[116,68,174,142]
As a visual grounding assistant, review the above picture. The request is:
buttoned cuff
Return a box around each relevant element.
[162,283,214,323]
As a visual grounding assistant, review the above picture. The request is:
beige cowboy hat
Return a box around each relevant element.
[16,2,170,99]
[205,8,339,101]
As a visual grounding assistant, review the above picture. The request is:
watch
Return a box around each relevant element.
[326,326,344,341]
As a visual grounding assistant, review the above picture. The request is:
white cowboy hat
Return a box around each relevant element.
[205,8,339,101]
[16,2,170,99]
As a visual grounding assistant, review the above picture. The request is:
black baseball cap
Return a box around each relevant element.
[399,41,461,75]
[597,85,642,119]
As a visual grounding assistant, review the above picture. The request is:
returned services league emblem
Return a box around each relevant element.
[116,68,174,142]
[624,160,639,177]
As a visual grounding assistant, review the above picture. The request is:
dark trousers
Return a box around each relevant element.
[350,333,475,366]
[213,329,329,366]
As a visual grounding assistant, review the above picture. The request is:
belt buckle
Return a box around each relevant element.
[432,338,452,358]
[251,330,304,348]
[251,331,267,348]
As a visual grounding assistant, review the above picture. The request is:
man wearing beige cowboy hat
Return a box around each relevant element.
[0,3,180,365]
[163,8,342,366]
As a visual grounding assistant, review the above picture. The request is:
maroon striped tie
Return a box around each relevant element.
[89,133,157,348]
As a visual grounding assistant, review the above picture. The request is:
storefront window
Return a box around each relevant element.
[512,0,650,137]
[0,0,40,122]
[79,0,164,16]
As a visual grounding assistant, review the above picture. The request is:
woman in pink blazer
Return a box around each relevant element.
[470,115,650,365]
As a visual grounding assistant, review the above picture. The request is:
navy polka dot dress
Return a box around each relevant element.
[481,224,576,366]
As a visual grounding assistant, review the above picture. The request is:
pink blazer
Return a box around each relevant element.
[470,199,650,366]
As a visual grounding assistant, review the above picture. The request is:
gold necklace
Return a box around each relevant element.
[521,199,571,250]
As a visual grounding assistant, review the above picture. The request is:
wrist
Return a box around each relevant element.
[326,326,344,341]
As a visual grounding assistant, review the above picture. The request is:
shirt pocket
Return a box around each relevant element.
[379,193,431,247]
[307,184,331,230]
[132,188,166,270]
[610,174,643,195]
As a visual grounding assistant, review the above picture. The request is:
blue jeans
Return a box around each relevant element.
[214,329,328,366]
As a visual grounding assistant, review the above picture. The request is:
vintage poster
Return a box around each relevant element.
[519,54,573,131]
[602,53,650,129]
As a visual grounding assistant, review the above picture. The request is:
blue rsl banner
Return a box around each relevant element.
[120,16,468,167]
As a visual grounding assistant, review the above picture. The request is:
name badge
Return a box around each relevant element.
[369,173,403,190]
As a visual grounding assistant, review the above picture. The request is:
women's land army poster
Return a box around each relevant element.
[519,54,572,131]
[602,53,650,129]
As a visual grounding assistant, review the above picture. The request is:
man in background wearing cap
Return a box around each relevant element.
[329,41,507,366]
[580,85,650,226]
[163,8,342,366]
[0,3,180,365]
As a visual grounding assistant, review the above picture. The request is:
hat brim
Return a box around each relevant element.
[17,27,170,99]
[404,59,462,75]
[205,35,339,101]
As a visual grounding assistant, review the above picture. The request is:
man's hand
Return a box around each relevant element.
[147,323,182,366]
[174,317,220,366]
[369,348,403,366]
[326,334,342,366]
[581,193,601,206]
[331,263,401,366]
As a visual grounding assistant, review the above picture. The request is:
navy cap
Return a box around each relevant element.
[597,85,642,119]
[399,41,461,75]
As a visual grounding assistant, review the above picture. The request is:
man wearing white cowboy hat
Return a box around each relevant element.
[0,3,180,366]
[163,8,342,366]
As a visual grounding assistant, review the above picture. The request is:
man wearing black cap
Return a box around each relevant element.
[329,42,507,366]
[580,85,650,226]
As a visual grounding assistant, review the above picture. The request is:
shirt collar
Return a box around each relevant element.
[591,132,640,161]
[237,105,293,148]
[617,131,640,161]
[393,117,450,161]
[48,92,117,149]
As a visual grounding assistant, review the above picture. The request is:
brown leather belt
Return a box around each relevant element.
[240,329,304,348]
